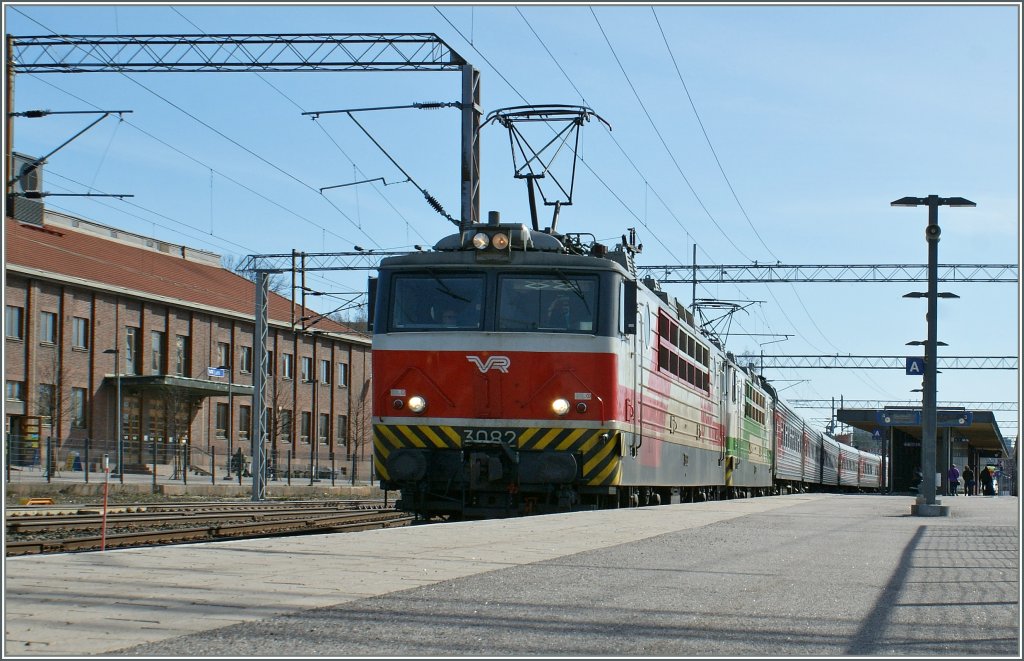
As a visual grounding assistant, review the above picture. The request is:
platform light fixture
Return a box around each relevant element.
[102,348,123,484]
[891,194,975,516]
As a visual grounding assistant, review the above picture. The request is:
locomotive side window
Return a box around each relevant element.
[496,274,598,333]
[390,273,485,331]
[656,311,711,393]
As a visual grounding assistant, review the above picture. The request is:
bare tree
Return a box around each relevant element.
[327,308,369,333]
[348,378,372,484]
[220,253,287,294]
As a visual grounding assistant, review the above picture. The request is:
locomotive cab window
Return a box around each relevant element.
[497,273,599,333]
[390,273,485,331]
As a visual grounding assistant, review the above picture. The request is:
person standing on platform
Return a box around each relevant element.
[980,465,995,496]
[947,464,960,496]
[962,465,976,496]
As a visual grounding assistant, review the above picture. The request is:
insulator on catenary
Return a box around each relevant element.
[424,192,446,215]
[415,102,457,110]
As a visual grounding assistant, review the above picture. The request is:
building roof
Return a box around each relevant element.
[4,213,368,343]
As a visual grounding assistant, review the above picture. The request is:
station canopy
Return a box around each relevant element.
[838,407,1011,456]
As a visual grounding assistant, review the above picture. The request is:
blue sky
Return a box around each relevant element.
[3,2,1020,439]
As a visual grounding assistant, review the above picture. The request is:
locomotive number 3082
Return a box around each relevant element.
[462,429,518,443]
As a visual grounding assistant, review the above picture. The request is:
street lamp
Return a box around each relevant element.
[102,348,123,484]
[216,364,234,481]
[892,194,975,516]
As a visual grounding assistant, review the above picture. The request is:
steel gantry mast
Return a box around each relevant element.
[638,263,1018,284]
[745,355,1017,370]
[7,33,482,502]
[7,33,482,228]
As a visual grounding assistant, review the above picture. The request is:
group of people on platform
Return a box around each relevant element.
[947,463,998,496]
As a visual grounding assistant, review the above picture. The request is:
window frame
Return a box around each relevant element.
[38,311,58,345]
[71,317,90,350]
[70,387,87,428]
[240,346,253,374]
[5,306,25,340]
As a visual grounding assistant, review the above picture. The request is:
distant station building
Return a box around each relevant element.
[5,204,372,482]
[838,406,1015,496]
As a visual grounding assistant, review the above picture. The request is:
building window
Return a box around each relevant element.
[174,335,190,376]
[318,413,329,444]
[150,331,165,375]
[39,311,57,344]
[300,411,311,443]
[301,356,313,383]
[336,414,348,444]
[5,380,25,401]
[239,405,251,441]
[337,362,349,388]
[70,387,87,428]
[215,403,229,438]
[279,409,292,442]
[319,359,331,384]
[125,327,140,375]
[36,384,56,423]
[282,353,294,380]
[240,346,253,373]
[267,350,275,377]
[217,342,231,370]
[5,306,24,340]
[71,317,89,349]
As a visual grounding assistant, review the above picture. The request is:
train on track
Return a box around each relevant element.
[369,214,883,519]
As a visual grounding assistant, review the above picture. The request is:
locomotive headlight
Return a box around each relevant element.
[552,398,570,416]
[472,232,490,250]
[408,395,427,414]
[491,232,510,250]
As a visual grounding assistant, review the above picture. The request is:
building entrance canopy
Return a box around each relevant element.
[103,375,255,398]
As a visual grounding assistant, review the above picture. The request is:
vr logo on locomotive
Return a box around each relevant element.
[466,355,511,373]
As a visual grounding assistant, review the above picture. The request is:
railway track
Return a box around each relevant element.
[5,500,414,556]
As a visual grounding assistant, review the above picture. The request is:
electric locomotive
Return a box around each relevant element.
[370,214,791,518]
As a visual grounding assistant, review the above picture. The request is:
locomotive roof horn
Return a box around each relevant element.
[484,105,611,234]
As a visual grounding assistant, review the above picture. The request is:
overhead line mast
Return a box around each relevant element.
[7,33,483,503]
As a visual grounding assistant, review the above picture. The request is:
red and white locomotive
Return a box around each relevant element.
[371,216,881,518]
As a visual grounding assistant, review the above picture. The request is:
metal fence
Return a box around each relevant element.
[4,434,373,487]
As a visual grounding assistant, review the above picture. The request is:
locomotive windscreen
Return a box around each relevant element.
[497,274,598,333]
[390,273,485,330]
[385,270,600,333]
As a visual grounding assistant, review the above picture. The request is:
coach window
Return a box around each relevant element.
[391,273,485,331]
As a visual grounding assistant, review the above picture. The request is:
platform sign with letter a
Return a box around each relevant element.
[905,357,925,375]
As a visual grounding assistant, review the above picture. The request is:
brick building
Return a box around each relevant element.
[4,209,372,480]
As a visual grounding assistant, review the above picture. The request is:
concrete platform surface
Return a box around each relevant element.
[3,493,1020,657]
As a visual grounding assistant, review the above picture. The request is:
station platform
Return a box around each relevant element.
[3,493,1020,657]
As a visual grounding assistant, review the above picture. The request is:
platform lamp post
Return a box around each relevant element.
[102,348,123,484]
[215,364,234,481]
[892,195,974,516]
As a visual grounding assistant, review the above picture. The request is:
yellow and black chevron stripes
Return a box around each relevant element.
[374,424,460,480]
[518,427,621,486]
[373,424,621,486]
